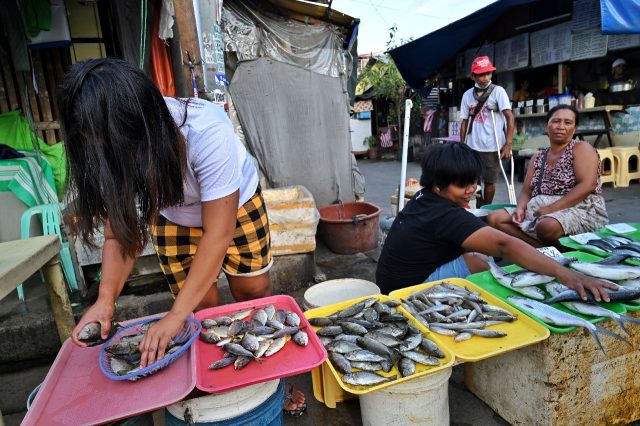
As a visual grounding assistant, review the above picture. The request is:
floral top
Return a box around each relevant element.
[530,139,602,197]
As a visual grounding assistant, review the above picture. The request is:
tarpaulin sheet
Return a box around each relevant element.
[229,58,354,206]
[601,0,640,34]
[388,0,536,91]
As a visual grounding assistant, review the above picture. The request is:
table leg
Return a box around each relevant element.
[42,255,75,343]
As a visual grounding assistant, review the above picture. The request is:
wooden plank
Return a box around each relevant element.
[173,0,205,96]
[1,61,20,112]
[0,65,8,113]
[35,121,61,131]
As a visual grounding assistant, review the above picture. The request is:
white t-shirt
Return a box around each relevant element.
[160,97,259,227]
[460,85,511,152]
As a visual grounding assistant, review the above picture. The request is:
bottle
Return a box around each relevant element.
[577,93,585,110]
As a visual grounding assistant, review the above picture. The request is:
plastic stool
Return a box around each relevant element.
[597,148,616,186]
[611,147,640,188]
[17,204,78,301]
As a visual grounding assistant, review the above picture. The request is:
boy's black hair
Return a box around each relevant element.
[546,104,580,127]
[419,143,484,190]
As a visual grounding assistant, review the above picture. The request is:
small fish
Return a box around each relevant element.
[329,352,352,374]
[487,261,546,300]
[292,330,308,346]
[350,361,382,371]
[273,326,300,338]
[399,358,416,377]
[454,332,472,342]
[326,340,361,354]
[334,334,360,343]
[274,310,287,324]
[319,336,333,347]
[363,308,379,322]
[78,322,102,343]
[337,301,366,319]
[255,339,273,358]
[342,372,396,386]
[465,329,507,338]
[397,334,422,352]
[419,338,445,358]
[399,350,440,366]
[266,319,285,330]
[265,336,289,357]
[356,336,396,361]
[309,317,333,327]
[340,322,368,335]
[223,343,256,358]
[364,330,402,347]
[316,325,343,336]
[510,271,555,288]
[234,356,253,370]
[228,319,247,337]
[240,333,259,352]
[543,284,640,304]
[110,357,134,375]
[344,350,387,363]
[230,308,254,321]
[252,309,268,326]
[106,342,139,356]
[264,304,276,321]
[285,312,301,327]
[429,326,458,336]
[208,356,237,370]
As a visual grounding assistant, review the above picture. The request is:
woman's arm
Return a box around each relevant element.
[138,190,239,367]
[534,143,599,216]
[71,220,136,346]
[463,226,617,301]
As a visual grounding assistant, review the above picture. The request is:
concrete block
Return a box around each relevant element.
[464,311,640,426]
[270,252,315,294]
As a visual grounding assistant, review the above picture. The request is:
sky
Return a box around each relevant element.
[332,0,498,54]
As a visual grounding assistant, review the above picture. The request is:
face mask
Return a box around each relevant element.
[475,80,491,89]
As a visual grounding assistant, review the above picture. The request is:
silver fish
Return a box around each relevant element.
[110,357,134,375]
[223,343,256,358]
[329,352,352,374]
[316,325,343,336]
[309,317,333,327]
[255,339,273,358]
[344,350,387,363]
[285,312,301,327]
[342,372,396,386]
[487,261,546,300]
[465,329,507,338]
[78,322,103,345]
[274,310,287,324]
[326,340,361,354]
[293,330,309,347]
[240,333,259,352]
[230,308,254,321]
[399,358,416,377]
[337,302,366,319]
[273,326,300,338]
[252,309,268,326]
[419,338,445,358]
[397,334,422,352]
[364,330,402,347]
[234,356,252,370]
[570,262,640,280]
[334,333,360,343]
[266,319,285,330]
[454,332,472,342]
[264,304,276,321]
[508,296,630,352]
[265,336,289,357]
[350,361,382,371]
[356,336,396,360]
[208,356,237,370]
[510,270,555,287]
[429,326,458,336]
[399,350,440,366]
[340,321,368,335]
[543,283,640,304]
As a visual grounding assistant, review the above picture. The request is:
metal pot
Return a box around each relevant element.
[610,82,633,92]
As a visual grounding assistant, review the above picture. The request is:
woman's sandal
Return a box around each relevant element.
[283,383,307,417]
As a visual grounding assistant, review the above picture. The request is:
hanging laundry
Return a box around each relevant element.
[379,129,393,148]
[423,110,436,133]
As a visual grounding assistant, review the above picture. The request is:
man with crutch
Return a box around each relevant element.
[460,56,515,207]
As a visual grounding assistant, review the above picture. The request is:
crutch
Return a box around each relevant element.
[490,110,517,204]
[463,121,485,202]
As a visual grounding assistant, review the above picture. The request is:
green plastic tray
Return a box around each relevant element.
[466,251,628,334]
[558,223,640,266]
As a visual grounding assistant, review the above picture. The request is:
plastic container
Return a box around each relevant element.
[359,367,452,426]
[304,279,380,408]
[303,278,380,311]
[389,278,549,361]
[584,93,595,109]
[466,252,633,331]
[194,295,327,393]
[304,294,454,396]
[22,314,197,426]
[318,201,381,254]
[165,379,283,426]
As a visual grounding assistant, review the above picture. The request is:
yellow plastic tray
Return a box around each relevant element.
[388,278,550,362]
[304,294,454,395]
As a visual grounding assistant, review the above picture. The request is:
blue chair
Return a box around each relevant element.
[17,204,78,301]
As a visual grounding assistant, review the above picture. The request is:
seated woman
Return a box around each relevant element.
[375,142,614,301]
[487,105,608,247]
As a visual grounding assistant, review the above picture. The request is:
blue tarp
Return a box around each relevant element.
[388,0,536,91]
[600,0,640,34]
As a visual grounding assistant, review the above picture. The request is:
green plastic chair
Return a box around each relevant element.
[17,203,78,301]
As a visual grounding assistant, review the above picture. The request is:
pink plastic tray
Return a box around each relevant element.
[22,314,196,426]
[194,295,327,393]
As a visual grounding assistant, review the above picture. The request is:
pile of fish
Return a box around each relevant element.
[398,282,515,342]
[100,320,192,379]
[309,297,445,387]
[581,236,640,260]
[201,304,309,371]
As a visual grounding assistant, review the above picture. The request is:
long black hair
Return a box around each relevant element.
[420,143,484,191]
[57,58,186,258]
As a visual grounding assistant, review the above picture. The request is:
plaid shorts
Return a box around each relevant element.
[151,187,272,297]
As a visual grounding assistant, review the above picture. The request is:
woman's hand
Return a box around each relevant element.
[138,311,187,368]
[533,205,550,217]
[559,270,619,302]
[71,297,115,347]
[511,207,525,224]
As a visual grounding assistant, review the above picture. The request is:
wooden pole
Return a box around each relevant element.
[42,256,75,343]
[173,0,205,96]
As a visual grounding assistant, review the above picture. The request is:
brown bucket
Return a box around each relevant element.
[318,201,381,254]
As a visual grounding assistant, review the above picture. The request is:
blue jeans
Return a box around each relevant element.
[425,255,471,282]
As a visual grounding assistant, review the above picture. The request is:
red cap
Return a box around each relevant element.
[471,56,496,74]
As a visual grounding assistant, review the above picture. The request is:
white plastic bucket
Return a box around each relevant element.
[303,278,380,311]
[359,367,452,426]
[165,379,282,425]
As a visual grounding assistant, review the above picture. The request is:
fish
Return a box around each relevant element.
[337,301,366,319]
[419,338,445,358]
[252,309,268,326]
[309,317,334,327]
[106,342,139,356]
[240,333,259,353]
[292,331,308,347]
[265,336,289,357]
[230,308,254,321]
[464,329,507,338]
[264,304,276,321]
[344,350,387,363]
[339,322,368,335]
[255,339,273,358]
[342,372,396,386]
[365,330,402,347]
[272,326,300,338]
[429,326,458,336]
[363,308,379,322]
[545,282,640,334]
[234,356,253,370]
[223,343,256,358]
[510,271,555,288]
[334,333,360,343]
[265,319,285,330]
[228,319,248,337]
[329,352,352,374]
[397,334,422,352]
[208,356,237,370]
[487,261,546,300]
[398,358,416,377]
[398,350,440,366]
[110,357,135,375]
[350,361,383,372]
[543,284,640,304]
[78,322,102,343]
[356,336,396,361]
[285,312,301,327]
[507,296,630,352]
[316,325,344,336]
[454,332,472,342]
[570,262,640,280]
[326,340,361,354]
